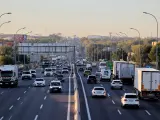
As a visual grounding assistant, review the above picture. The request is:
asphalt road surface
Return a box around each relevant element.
[0,68,74,120]
[77,66,160,120]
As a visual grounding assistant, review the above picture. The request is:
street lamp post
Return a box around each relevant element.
[14,27,26,64]
[0,21,11,28]
[130,28,141,67]
[143,12,159,69]
[23,31,32,65]
[0,12,11,18]
[119,32,128,37]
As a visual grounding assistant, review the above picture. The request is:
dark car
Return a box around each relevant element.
[57,74,64,82]
[79,67,84,72]
[87,75,97,84]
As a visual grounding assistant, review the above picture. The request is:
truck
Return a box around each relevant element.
[0,65,18,87]
[113,61,135,84]
[134,68,160,100]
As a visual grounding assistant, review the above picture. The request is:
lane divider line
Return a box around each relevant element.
[8,116,12,120]
[0,92,4,94]
[67,65,72,120]
[34,115,38,120]
[117,109,122,115]
[145,110,151,115]
[9,105,13,110]
[78,71,92,120]
[44,96,47,100]
[24,91,26,94]
[47,90,49,93]
[17,97,20,101]
[112,100,115,104]
[0,116,4,120]
[20,102,23,105]
[40,104,43,110]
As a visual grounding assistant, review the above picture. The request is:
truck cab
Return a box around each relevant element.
[0,65,18,87]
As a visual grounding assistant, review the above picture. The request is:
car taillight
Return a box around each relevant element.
[124,99,127,101]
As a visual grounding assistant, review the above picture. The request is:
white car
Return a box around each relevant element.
[34,78,45,87]
[111,80,123,89]
[100,69,111,81]
[62,69,69,74]
[44,68,53,76]
[22,71,32,80]
[29,69,36,77]
[121,93,140,108]
[92,87,106,97]
[49,81,62,93]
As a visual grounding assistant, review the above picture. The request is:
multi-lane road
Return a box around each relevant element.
[77,66,160,120]
[0,68,74,120]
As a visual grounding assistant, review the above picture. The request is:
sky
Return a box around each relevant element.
[0,0,160,37]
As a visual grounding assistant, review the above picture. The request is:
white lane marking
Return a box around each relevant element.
[20,102,23,104]
[8,116,12,120]
[107,93,110,98]
[44,96,47,100]
[0,92,4,94]
[117,109,122,115]
[9,105,13,110]
[78,71,92,120]
[67,67,72,120]
[47,90,49,93]
[123,89,125,91]
[112,100,115,104]
[24,91,26,94]
[17,97,20,101]
[0,116,4,120]
[100,84,103,86]
[28,86,30,88]
[40,104,43,110]
[145,110,151,115]
[34,115,38,120]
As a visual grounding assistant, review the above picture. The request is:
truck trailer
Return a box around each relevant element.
[134,68,160,100]
[0,65,18,87]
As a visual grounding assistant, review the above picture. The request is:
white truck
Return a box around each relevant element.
[0,65,18,87]
[134,68,160,100]
[113,61,135,84]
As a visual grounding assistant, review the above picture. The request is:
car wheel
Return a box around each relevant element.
[136,105,139,109]
[120,87,123,90]
[111,87,113,90]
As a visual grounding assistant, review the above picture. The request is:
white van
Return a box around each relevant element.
[100,69,111,81]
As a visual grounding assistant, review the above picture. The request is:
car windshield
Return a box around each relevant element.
[36,79,44,81]
[45,69,52,71]
[23,72,30,74]
[89,76,96,79]
[94,88,104,90]
[125,95,137,98]
[85,71,91,74]
[104,71,109,75]
[63,68,68,70]
[100,63,106,66]
[57,75,63,77]
[51,82,60,86]
[1,71,13,77]
[31,71,36,73]
[113,81,121,83]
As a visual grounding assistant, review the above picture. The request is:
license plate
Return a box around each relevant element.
[129,100,133,102]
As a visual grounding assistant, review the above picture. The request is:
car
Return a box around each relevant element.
[121,93,140,108]
[111,80,123,89]
[44,68,53,76]
[29,69,36,78]
[86,64,92,71]
[83,70,91,77]
[33,78,45,87]
[78,67,84,72]
[62,70,69,74]
[49,81,62,93]
[92,86,106,98]
[100,69,111,81]
[21,71,32,80]
[87,75,97,84]
[57,74,64,82]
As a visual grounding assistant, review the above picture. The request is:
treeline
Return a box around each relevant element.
[81,37,159,67]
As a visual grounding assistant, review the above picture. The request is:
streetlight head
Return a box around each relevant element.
[7,12,12,14]
[130,28,133,29]
[23,27,26,29]
[143,12,148,14]
[7,21,11,23]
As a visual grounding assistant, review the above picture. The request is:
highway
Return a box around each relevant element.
[0,68,74,120]
[77,66,160,120]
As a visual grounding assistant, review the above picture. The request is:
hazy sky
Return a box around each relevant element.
[0,0,160,37]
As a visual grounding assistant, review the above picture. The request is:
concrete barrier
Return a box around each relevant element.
[73,65,81,120]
